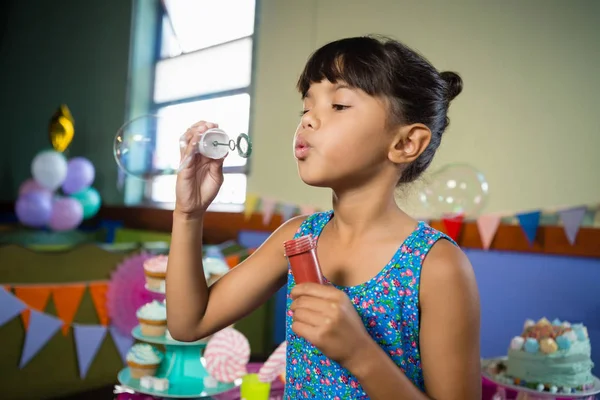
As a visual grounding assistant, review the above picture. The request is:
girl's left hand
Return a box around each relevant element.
[290,283,372,370]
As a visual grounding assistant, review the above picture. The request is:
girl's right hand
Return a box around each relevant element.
[175,121,225,218]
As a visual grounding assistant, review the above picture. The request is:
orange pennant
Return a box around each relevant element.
[89,282,110,326]
[225,254,240,269]
[3,285,10,292]
[14,286,52,330]
[52,284,86,335]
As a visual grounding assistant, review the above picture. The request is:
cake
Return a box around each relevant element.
[143,255,168,291]
[203,256,230,286]
[126,343,163,379]
[504,317,594,394]
[136,300,167,337]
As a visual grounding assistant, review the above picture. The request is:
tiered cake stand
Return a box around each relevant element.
[117,284,238,398]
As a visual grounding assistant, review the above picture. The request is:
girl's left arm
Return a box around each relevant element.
[346,239,481,400]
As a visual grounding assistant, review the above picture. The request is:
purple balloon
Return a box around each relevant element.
[19,179,51,196]
[61,157,95,195]
[48,197,83,231]
[15,190,53,227]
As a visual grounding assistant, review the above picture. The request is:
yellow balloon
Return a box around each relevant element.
[49,105,75,152]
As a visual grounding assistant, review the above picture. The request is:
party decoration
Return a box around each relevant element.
[20,310,63,368]
[110,326,134,364]
[52,284,86,335]
[442,214,464,242]
[31,150,68,191]
[73,324,107,378]
[258,341,287,383]
[15,190,53,227]
[62,157,95,194]
[18,178,50,197]
[89,282,110,326]
[476,214,502,250]
[0,287,26,327]
[48,197,84,231]
[280,203,297,222]
[244,194,260,220]
[261,197,277,226]
[107,252,163,336]
[71,187,101,220]
[300,205,316,215]
[418,164,489,218]
[204,327,251,383]
[517,211,541,245]
[49,105,75,152]
[14,286,52,330]
[558,206,587,245]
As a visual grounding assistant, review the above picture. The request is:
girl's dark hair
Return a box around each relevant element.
[297,35,463,184]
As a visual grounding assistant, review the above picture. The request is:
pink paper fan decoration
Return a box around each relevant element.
[107,252,164,336]
[204,327,250,383]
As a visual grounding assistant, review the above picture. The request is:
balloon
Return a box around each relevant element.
[18,179,51,197]
[61,157,95,194]
[31,150,68,191]
[418,164,489,218]
[49,105,75,152]
[15,190,53,227]
[48,197,83,231]
[71,187,101,219]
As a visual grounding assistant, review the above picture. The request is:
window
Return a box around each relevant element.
[148,0,256,209]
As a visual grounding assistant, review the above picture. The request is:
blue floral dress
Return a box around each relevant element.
[284,211,454,399]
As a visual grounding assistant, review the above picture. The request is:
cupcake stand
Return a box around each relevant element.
[117,283,238,399]
[482,358,600,400]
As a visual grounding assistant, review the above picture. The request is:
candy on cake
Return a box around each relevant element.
[126,343,163,379]
[136,300,167,337]
[153,378,169,391]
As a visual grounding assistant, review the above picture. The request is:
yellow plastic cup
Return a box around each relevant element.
[240,373,271,400]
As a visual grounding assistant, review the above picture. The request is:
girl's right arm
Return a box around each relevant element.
[166,211,304,342]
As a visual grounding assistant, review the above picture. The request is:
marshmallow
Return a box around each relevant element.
[537,317,551,326]
[153,378,169,391]
[561,321,571,328]
[573,326,588,341]
[552,318,561,326]
[524,338,540,353]
[540,338,558,354]
[140,376,154,389]
[564,330,578,342]
[556,334,571,350]
[204,376,218,388]
[536,383,545,392]
[510,336,525,350]
[550,386,558,394]
[524,319,535,329]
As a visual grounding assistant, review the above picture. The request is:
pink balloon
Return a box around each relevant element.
[19,179,51,196]
[48,197,83,231]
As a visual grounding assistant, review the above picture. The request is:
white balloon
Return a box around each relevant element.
[31,150,68,191]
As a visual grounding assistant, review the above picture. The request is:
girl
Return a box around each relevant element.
[167,36,481,399]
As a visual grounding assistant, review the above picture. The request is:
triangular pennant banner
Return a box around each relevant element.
[52,284,86,335]
[593,207,600,228]
[517,211,541,245]
[558,206,587,245]
[244,194,260,220]
[89,283,110,326]
[3,285,10,292]
[109,326,133,365]
[73,324,107,378]
[0,287,27,327]
[300,205,316,216]
[476,215,502,250]
[261,197,277,226]
[14,286,52,330]
[280,203,297,222]
[20,310,63,368]
[225,254,240,268]
[442,215,464,242]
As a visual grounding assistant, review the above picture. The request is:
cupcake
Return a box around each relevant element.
[144,255,168,291]
[126,343,163,379]
[203,257,230,286]
[137,300,167,337]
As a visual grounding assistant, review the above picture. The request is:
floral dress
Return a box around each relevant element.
[284,211,454,399]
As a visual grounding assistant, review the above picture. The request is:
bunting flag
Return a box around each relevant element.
[14,286,52,330]
[89,283,110,326]
[558,206,587,245]
[0,287,26,327]
[300,205,316,215]
[442,215,464,242]
[594,208,600,227]
[261,197,277,226]
[517,211,541,246]
[73,324,107,378]
[109,326,133,365]
[476,214,502,250]
[280,203,297,222]
[3,284,10,291]
[52,284,86,335]
[20,310,63,368]
[244,194,260,220]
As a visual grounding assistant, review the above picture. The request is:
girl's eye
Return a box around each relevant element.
[299,110,309,117]
[332,104,350,111]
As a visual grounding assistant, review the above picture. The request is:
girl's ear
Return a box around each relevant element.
[388,123,431,164]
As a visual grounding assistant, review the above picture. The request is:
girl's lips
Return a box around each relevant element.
[294,136,311,160]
